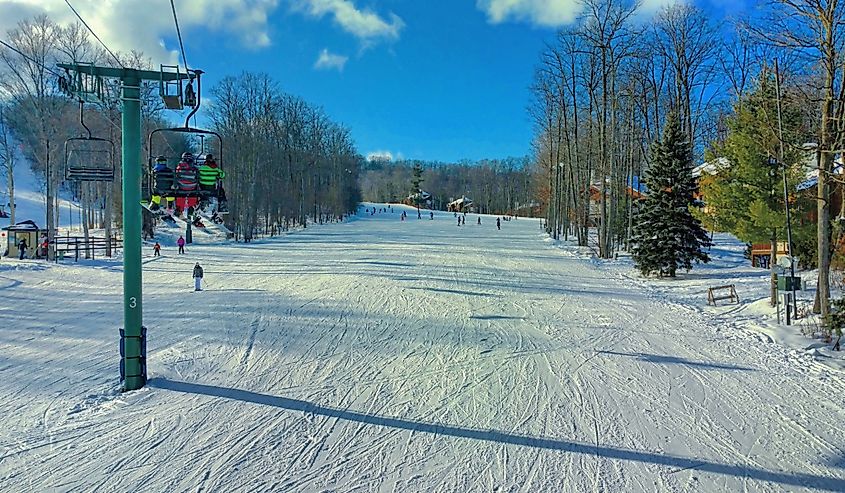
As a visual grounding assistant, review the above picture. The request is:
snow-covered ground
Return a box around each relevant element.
[2,204,844,492]
[1,162,83,232]
[548,232,845,370]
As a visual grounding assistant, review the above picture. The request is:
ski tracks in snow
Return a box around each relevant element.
[2,208,845,491]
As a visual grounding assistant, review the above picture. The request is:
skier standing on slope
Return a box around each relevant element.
[177,235,186,254]
[430,211,434,220]
[477,217,481,225]
[497,217,501,230]
[153,242,161,257]
[457,217,461,227]
[192,262,204,291]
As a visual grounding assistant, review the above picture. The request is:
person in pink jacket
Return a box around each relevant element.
[177,235,186,254]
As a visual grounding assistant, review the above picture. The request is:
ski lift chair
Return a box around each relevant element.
[64,101,115,182]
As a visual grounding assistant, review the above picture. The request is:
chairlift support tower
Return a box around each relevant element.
[57,63,195,391]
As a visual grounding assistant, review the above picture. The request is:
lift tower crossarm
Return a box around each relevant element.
[56,64,192,83]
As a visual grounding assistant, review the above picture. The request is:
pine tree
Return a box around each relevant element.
[632,114,711,277]
[697,74,810,304]
[411,163,424,194]
[410,162,424,207]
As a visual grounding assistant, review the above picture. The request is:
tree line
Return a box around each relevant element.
[0,13,362,250]
[209,72,361,241]
[360,156,536,215]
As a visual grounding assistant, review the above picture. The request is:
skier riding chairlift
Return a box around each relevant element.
[149,156,176,212]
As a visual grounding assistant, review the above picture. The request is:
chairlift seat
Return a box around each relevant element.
[65,137,115,182]
[162,95,183,110]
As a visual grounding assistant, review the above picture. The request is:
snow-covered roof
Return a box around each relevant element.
[408,190,432,201]
[2,220,41,231]
[693,157,730,178]
[448,196,472,207]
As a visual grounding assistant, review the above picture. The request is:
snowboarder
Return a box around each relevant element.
[17,238,27,260]
[497,218,501,230]
[192,262,204,291]
[177,235,186,254]
[153,242,161,257]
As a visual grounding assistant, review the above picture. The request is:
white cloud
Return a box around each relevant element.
[293,0,403,42]
[366,150,395,162]
[476,0,582,27]
[476,0,679,27]
[0,0,279,65]
[314,48,347,71]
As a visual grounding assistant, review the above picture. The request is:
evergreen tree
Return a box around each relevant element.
[411,163,424,194]
[698,74,810,304]
[410,162,424,207]
[632,114,711,277]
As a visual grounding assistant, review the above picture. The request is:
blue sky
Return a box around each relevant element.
[1,0,754,162]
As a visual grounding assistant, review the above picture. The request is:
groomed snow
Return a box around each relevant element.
[1,204,844,492]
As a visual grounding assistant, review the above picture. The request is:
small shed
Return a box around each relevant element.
[3,220,46,259]
[751,242,789,269]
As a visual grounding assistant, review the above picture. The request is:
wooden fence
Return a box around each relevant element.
[54,235,122,262]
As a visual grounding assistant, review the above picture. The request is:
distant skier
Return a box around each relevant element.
[153,242,161,257]
[477,217,481,225]
[430,211,434,220]
[497,218,501,230]
[192,262,204,291]
[462,216,466,225]
[401,214,405,222]
[17,238,27,260]
[457,217,461,227]
[177,235,186,254]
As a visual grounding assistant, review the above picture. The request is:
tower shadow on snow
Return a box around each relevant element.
[149,378,841,491]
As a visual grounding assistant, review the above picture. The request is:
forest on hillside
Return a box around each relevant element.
[360,156,536,215]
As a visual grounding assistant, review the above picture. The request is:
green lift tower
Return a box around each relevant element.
[58,63,194,391]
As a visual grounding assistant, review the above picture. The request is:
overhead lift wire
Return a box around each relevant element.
[64,0,124,68]
[0,38,64,78]
[170,0,190,74]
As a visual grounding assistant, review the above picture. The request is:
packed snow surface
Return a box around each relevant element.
[1,204,844,492]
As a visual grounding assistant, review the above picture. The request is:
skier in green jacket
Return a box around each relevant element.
[198,154,228,214]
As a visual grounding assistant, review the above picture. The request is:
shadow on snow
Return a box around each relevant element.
[149,378,842,491]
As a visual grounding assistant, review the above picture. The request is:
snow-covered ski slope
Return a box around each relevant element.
[1,204,844,492]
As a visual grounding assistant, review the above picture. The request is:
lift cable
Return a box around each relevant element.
[170,0,190,74]
[64,0,124,68]
[0,38,64,78]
